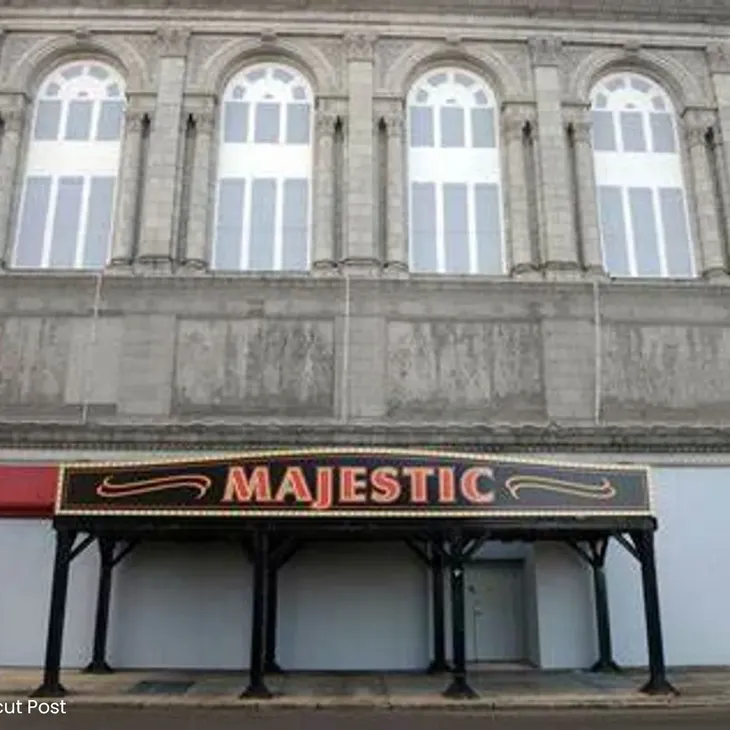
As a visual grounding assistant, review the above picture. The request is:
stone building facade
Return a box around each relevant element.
[1,0,730,673]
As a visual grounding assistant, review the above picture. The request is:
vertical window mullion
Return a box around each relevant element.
[41,177,60,267]
[75,176,91,268]
[241,172,254,269]
[621,186,638,277]
[435,183,445,273]
[466,183,479,274]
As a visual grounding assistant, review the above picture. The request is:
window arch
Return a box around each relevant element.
[590,72,694,277]
[407,67,504,275]
[13,60,126,269]
[213,63,313,271]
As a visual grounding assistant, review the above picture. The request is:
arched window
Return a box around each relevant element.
[407,68,504,275]
[590,72,694,277]
[13,60,125,269]
[213,63,313,271]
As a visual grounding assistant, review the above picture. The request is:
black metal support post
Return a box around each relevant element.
[242,529,272,699]
[589,539,620,673]
[264,561,283,674]
[84,537,116,674]
[426,540,450,674]
[443,535,476,699]
[31,530,77,697]
[632,530,677,695]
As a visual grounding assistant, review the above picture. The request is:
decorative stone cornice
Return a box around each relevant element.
[345,32,376,63]
[2,421,730,455]
[707,42,730,75]
[528,35,563,67]
[156,26,191,58]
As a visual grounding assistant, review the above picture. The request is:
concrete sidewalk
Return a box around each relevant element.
[2,667,730,710]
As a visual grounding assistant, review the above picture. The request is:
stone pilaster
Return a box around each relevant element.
[529,36,580,277]
[502,103,538,277]
[343,33,378,273]
[137,27,190,270]
[0,102,26,268]
[109,105,148,268]
[683,108,727,278]
[182,101,216,270]
[383,109,407,273]
[567,105,605,276]
[312,109,338,271]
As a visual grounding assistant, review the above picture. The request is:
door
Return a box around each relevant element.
[465,561,526,662]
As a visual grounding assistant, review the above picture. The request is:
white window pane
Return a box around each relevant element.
[49,176,84,267]
[15,177,52,267]
[409,107,433,147]
[471,108,495,148]
[281,179,309,270]
[620,111,646,152]
[286,103,310,145]
[659,188,693,277]
[410,182,437,271]
[97,101,124,141]
[591,111,616,152]
[650,113,676,153]
[254,103,280,143]
[34,100,61,140]
[598,186,630,276]
[223,102,248,143]
[440,107,465,148]
[83,177,115,268]
[628,187,661,275]
[65,100,93,141]
[443,183,469,273]
[474,183,502,274]
[249,178,277,270]
[214,179,245,270]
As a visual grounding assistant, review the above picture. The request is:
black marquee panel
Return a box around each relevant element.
[55,448,653,518]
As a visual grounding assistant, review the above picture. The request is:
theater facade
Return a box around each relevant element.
[1,0,730,698]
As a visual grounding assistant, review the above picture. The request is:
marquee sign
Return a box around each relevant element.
[55,449,653,518]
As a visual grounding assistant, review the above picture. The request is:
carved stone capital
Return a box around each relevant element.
[125,109,147,133]
[72,27,93,43]
[571,119,593,144]
[1,107,25,135]
[345,33,376,62]
[157,26,191,57]
[195,111,215,136]
[528,36,562,67]
[707,42,730,75]
[383,111,405,138]
[502,104,535,142]
[683,109,714,148]
[258,29,278,45]
[315,110,338,138]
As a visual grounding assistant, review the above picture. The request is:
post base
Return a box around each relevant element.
[30,682,67,698]
[640,676,679,695]
[83,660,114,674]
[264,660,285,674]
[590,658,622,673]
[426,659,452,674]
[442,676,477,699]
[240,682,273,699]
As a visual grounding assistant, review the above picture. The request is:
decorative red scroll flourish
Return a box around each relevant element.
[95,474,212,500]
[505,476,616,501]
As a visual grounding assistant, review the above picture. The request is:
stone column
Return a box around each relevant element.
[529,36,580,276]
[683,108,727,278]
[0,103,26,268]
[183,104,216,270]
[383,109,407,272]
[312,109,338,271]
[137,26,189,270]
[343,33,378,272]
[502,103,537,276]
[109,106,147,267]
[707,42,730,255]
[568,106,604,276]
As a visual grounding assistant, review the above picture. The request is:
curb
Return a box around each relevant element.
[3,694,730,711]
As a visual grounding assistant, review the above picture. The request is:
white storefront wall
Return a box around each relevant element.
[1,461,729,670]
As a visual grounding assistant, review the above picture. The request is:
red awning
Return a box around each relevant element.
[0,465,58,517]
